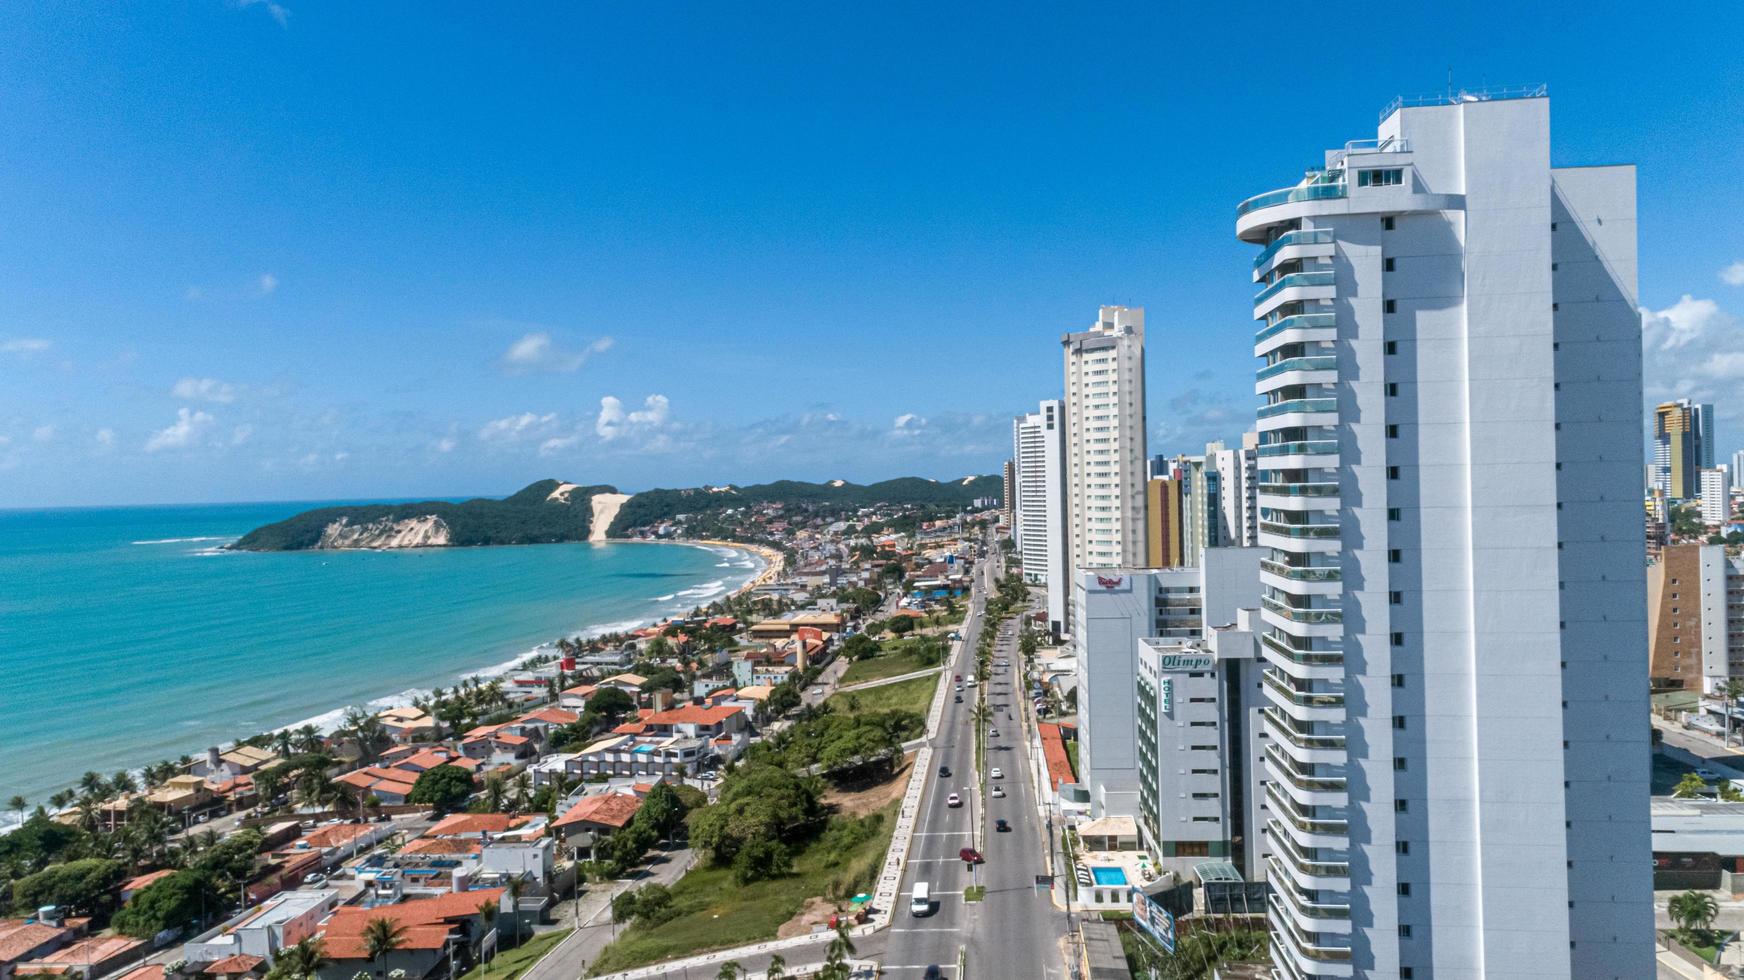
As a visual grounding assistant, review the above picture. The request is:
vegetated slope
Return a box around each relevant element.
[605,474,1002,537]
[230,480,617,551]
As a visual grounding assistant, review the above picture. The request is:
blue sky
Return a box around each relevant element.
[2,2,1741,507]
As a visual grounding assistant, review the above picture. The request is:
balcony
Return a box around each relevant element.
[1259,519,1340,538]
[1260,561,1341,584]
[1266,821,1351,885]
[1262,594,1344,625]
[1262,631,1345,667]
[1258,397,1338,420]
[1253,229,1336,272]
[1268,894,1354,963]
[1271,879,1352,923]
[1263,706,1345,750]
[1238,180,1348,218]
[1265,742,1348,798]
[1254,271,1336,307]
[1255,357,1337,383]
[1265,669,1345,707]
[1258,482,1339,497]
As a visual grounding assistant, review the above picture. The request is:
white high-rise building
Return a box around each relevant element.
[1063,307,1148,586]
[1210,433,1260,547]
[1732,450,1744,492]
[1238,88,1650,979]
[1013,403,1071,638]
[1701,466,1730,525]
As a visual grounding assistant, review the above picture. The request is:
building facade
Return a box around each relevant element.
[1647,543,1744,692]
[1013,401,1071,641]
[1654,399,1714,500]
[1701,466,1730,526]
[1210,434,1261,547]
[1238,88,1650,978]
[1063,307,1149,577]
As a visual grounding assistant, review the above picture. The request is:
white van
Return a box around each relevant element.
[910,881,932,917]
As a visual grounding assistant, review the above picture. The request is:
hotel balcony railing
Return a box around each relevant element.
[1262,595,1344,625]
[1266,820,1351,878]
[1260,559,1342,583]
[1262,632,1345,667]
[1238,180,1348,217]
[1260,519,1340,539]
[1253,229,1336,271]
[1272,879,1352,920]
[1255,311,1336,346]
[1254,271,1336,306]
[1258,482,1340,497]
[1266,780,1350,837]
[1258,397,1338,420]
[1268,893,1354,961]
[1263,706,1346,751]
[1264,670,1346,711]
[1256,357,1337,383]
[1265,742,1347,793]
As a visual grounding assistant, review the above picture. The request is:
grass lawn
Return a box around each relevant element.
[828,673,940,718]
[457,928,571,980]
[587,800,901,975]
[841,647,941,685]
[1065,740,1080,780]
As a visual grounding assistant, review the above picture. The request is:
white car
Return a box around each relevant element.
[990,767,1004,780]
[946,793,963,808]
[989,728,1000,738]
[991,785,1006,799]
[967,678,978,687]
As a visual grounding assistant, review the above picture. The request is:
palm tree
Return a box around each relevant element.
[504,878,526,948]
[1726,678,1744,747]
[968,703,991,729]
[482,773,508,814]
[1669,890,1720,936]
[362,917,407,977]
[474,900,498,964]
[715,962,743,980]
[273,729,296,758]
[49,789,75,812]
[78,771,107,798]
[111,770,139,796]
[7,795,27,825]
[764,954,786,980]
[270,937,329,980]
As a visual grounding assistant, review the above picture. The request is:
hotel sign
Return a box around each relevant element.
[1159,678,1172,714]
[1156,653,1214,671]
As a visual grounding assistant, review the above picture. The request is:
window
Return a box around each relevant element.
[1387,466,1401,480]
[1385,340,1398,355]
[1399,924,1413,938]
[1383,216,1396,230]
[1384,257,1396,272]
[1393,715,1407,730]
[1359,168,1404,187]
[1394,756,1408,770]
[1552,302,1560,311]
[1401,970,1415,980]
[1398,881,1412,896]
[1388,507,1402,521]
[1384,299,1398,314]
[1396,840,1410,855]
[1389,548,1402,563]
[1387,423,1399,438]
[1389,591,1403,605]
[1386,382,1399,396]
[1391,631,1404,646]
[1392,673,1405,687]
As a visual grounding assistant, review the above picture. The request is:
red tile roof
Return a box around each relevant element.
[0,922,67,965]
[553,793,643,831]
[643,704,744,727]
[1038,723,1075,791]
[113,965,165,980]
[319,889,504,961]
[206,954,264,974]
[121,869,175,892]
[425,813,531,837]
[301,823,374,848]
[516,707,578,726]
[399,837,480,856]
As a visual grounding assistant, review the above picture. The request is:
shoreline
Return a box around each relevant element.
[2,538,767,834]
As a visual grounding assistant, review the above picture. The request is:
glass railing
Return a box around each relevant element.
[1238,180,1349,217]
[1271,881,1352,920]
[1262,595,1344,625]
[1260,519,1340,538]
[1265,743,1347,793]
[1263,707,1347,752]
[1267,894,1355,961]
[1258,482,1339,497]
[1254,271,1336,306]
[1253,229,1336,271]
[1255,311,1336,345]
[1266,780,1350,836]
[1258,398,1338,419]
[1264,670,1346,708]
[1266,821,1350,877]
[1255,357,1337,382]
[1262,632,1345,666]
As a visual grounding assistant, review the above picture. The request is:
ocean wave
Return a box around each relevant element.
[652,591,679,602]
[132,536,232,545]
[190,547,236,557]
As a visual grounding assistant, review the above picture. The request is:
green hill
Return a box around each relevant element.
[605,475,1002,535]
[229,480,615,551]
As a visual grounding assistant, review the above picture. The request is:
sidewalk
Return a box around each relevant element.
[519,847,694,980]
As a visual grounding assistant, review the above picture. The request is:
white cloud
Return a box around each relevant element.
[32,425,56,443]
[891,413,928,437]
[94,428,115,449]
[436,437,457,453]
[1722,263,1744,288]
[501,332,613,374]
[539,434,584,457]
[256,272,279,296]
[237,0,290,27]
[1642,296,1744,422]
[1,338,51,354]
[172,377,240,403]
[596,394,672,441]
[479,412,559,443]
[144,408,216,452]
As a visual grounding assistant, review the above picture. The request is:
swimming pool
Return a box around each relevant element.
[1091,866,1129,887]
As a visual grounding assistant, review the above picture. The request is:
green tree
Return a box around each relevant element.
[1726,678,1744,747]
[363,917,407,976]
[1669,889,1720,936]
[715,961,744,980]
[7,795,27,825]
[730,834,792,885]
[10,858,126,919]
[585,687,636,721]
[887,616,915,636]
[265,938,328,980]
[112,871,221,937]
[764,954,786,980]
[1673,772,1710,799]
[407,765,474,815]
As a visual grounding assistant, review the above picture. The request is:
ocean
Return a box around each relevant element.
[0,501,761,814]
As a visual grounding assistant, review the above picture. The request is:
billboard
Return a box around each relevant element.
[1132,888,1177,953]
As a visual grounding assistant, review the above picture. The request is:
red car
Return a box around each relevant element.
[959,847,984,864]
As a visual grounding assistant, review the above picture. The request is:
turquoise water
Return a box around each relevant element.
[1091,866,1129,886]
[0,502,759,811]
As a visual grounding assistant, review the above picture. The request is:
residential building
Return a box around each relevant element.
[183,890,344,966]
[1733,450,1744,491]
[1654,399,1715,499]
[1145,475,1186,569]
[312,889,507,980]
[1647,543,1744,694]
[1210,433,1261,547]
[1063,307,1149,586]
[1002,458,1017,530]
[1014,401,1070,640]
[1238,87,1650,977]
[1702,466,1731,525]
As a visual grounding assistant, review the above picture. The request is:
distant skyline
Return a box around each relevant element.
[1,2,1741,508]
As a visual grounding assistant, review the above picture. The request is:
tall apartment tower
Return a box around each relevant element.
[1237,88,1650,979]
[1210,434,1261,547]
[1654,399,1715,499]
[1732,450,1744,492]
[1014,401,1072,638]
[1063,306,1149,574]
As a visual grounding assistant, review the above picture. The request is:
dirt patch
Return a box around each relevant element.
[776,895,843,939]
[821,753,915,819]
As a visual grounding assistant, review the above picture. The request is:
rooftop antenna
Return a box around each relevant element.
[1446,67,1452,102]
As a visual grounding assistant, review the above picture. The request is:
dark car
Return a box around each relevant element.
[938,765,951,777]
[995,818,1011,833]
[924,968,944,980]
[954,694,963,703]
[959,847,984,864]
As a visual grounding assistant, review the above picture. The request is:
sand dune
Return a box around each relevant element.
[589,493,631,541]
